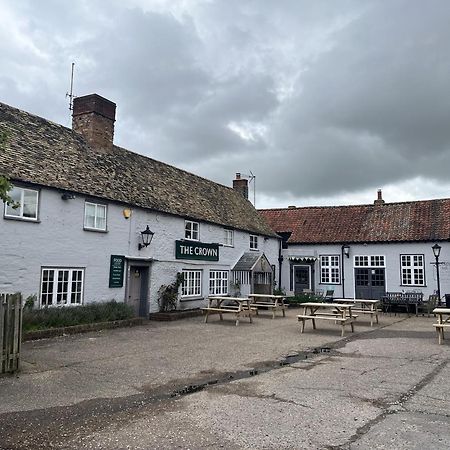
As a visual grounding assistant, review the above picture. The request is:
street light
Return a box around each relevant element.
[341,244,350,299]
[432,243,442,302]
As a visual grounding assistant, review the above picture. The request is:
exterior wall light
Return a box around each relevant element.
[123,208,132,219]
[342,244,350,258]
[61,193,75,200]
[138,225,154,250]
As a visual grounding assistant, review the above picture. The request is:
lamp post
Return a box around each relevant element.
[341,244,350,299]
[432,243,442,303]
[138,225,154,250]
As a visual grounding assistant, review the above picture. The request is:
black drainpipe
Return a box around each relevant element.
[341,245,345,299]
[278,238,283,290]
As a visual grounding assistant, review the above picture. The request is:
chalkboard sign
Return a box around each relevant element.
[109,255,125,288]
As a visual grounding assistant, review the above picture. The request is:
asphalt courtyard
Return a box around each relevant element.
[0,308,449,449]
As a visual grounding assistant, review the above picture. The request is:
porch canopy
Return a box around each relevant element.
[288,256,317,263]
[232,252,273,294]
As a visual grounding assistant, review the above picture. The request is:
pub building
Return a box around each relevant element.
[0,94,279,316]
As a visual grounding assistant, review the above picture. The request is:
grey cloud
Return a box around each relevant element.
[1,0,450,207]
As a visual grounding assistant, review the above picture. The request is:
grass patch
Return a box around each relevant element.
[23,301,134,332]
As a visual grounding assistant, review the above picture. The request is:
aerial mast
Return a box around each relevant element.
[66,62,75,111]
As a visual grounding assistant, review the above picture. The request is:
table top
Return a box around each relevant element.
[248,294,285,298]
[333,298,380,304]
[432,308,450,314]
[301,302,353,308]
[208,296,249,302]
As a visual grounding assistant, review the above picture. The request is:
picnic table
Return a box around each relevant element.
[432,308,450,344]
[297,302,357,337]
[247,293,287,319]
[333,298,380,327]
[202,296,253,326]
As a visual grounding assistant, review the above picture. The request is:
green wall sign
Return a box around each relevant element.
[109,255,125,288]
[175,240,219,261]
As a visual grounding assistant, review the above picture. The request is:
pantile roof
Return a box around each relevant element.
[0,101,276,237]
[260,200,450,244]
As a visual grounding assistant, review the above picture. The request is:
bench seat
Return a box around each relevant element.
[251,302,286,319]
[433,322,450,344]
[297,314,357,337]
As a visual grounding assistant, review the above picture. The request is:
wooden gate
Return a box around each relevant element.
[0,293,22,374]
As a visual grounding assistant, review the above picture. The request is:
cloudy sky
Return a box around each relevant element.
[1,0,450,209]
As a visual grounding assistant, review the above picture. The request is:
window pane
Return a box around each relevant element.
[5,188,22,217]
[96,205,107,230]
[85,203,96,228]
[23,190,38,218]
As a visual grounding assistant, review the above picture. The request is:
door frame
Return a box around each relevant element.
[292,264,312,294]
[125,259,152,317]
[354,267,386,300]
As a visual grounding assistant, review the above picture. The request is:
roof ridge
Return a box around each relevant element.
[259,197,450,211]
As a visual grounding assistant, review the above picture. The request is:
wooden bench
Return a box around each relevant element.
[297,302,358,337]
[248,294,287,319]
[333,299,380,327]
[202,297,254,326]
[432,308,450,344]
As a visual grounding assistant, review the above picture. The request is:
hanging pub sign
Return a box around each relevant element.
[109,255,125,288]
[175,240,219,261]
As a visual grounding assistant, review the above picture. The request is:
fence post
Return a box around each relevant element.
[1,293,22,374]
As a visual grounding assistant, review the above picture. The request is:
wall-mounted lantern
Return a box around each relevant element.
[138,225,154,250]
[123,208,132,219]
[342,244,350,258]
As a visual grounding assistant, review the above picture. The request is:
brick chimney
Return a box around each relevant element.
[233,173,248,199]
[72,94,116,152]
[374,189,385,206]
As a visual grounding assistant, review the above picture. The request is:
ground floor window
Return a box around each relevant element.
[181,270,202,297]
[320,255,340,284]
[40,268,84,306]
[401,254,425,286]
[209,270,228,295]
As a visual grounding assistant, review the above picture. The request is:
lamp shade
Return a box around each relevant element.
[432,243,441,259]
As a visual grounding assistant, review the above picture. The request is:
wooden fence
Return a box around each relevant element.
[0,293,22,374]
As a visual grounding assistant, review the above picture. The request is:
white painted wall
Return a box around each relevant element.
[0,185,279,312]
[280,242,450,299]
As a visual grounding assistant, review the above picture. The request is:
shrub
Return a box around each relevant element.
[285,293,320,304]
[22,300,134,332]
[157,272,184,312]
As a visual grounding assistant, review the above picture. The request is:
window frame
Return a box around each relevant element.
[181,269,202,298]
[40,267,85,307]
[400,254,426,287]
[319,254,341,285]
[250,234,258,250]
[223,229,234,247]
[209,270,229,296]
[3,186,40,221]
[84,201,108,232]
[184,220,200,241]
[354,255,385,268]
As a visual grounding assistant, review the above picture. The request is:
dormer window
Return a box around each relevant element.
[4,186,39,221]
[185,220,199,241]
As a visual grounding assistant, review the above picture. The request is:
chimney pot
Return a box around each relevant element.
[72,94,116,152]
